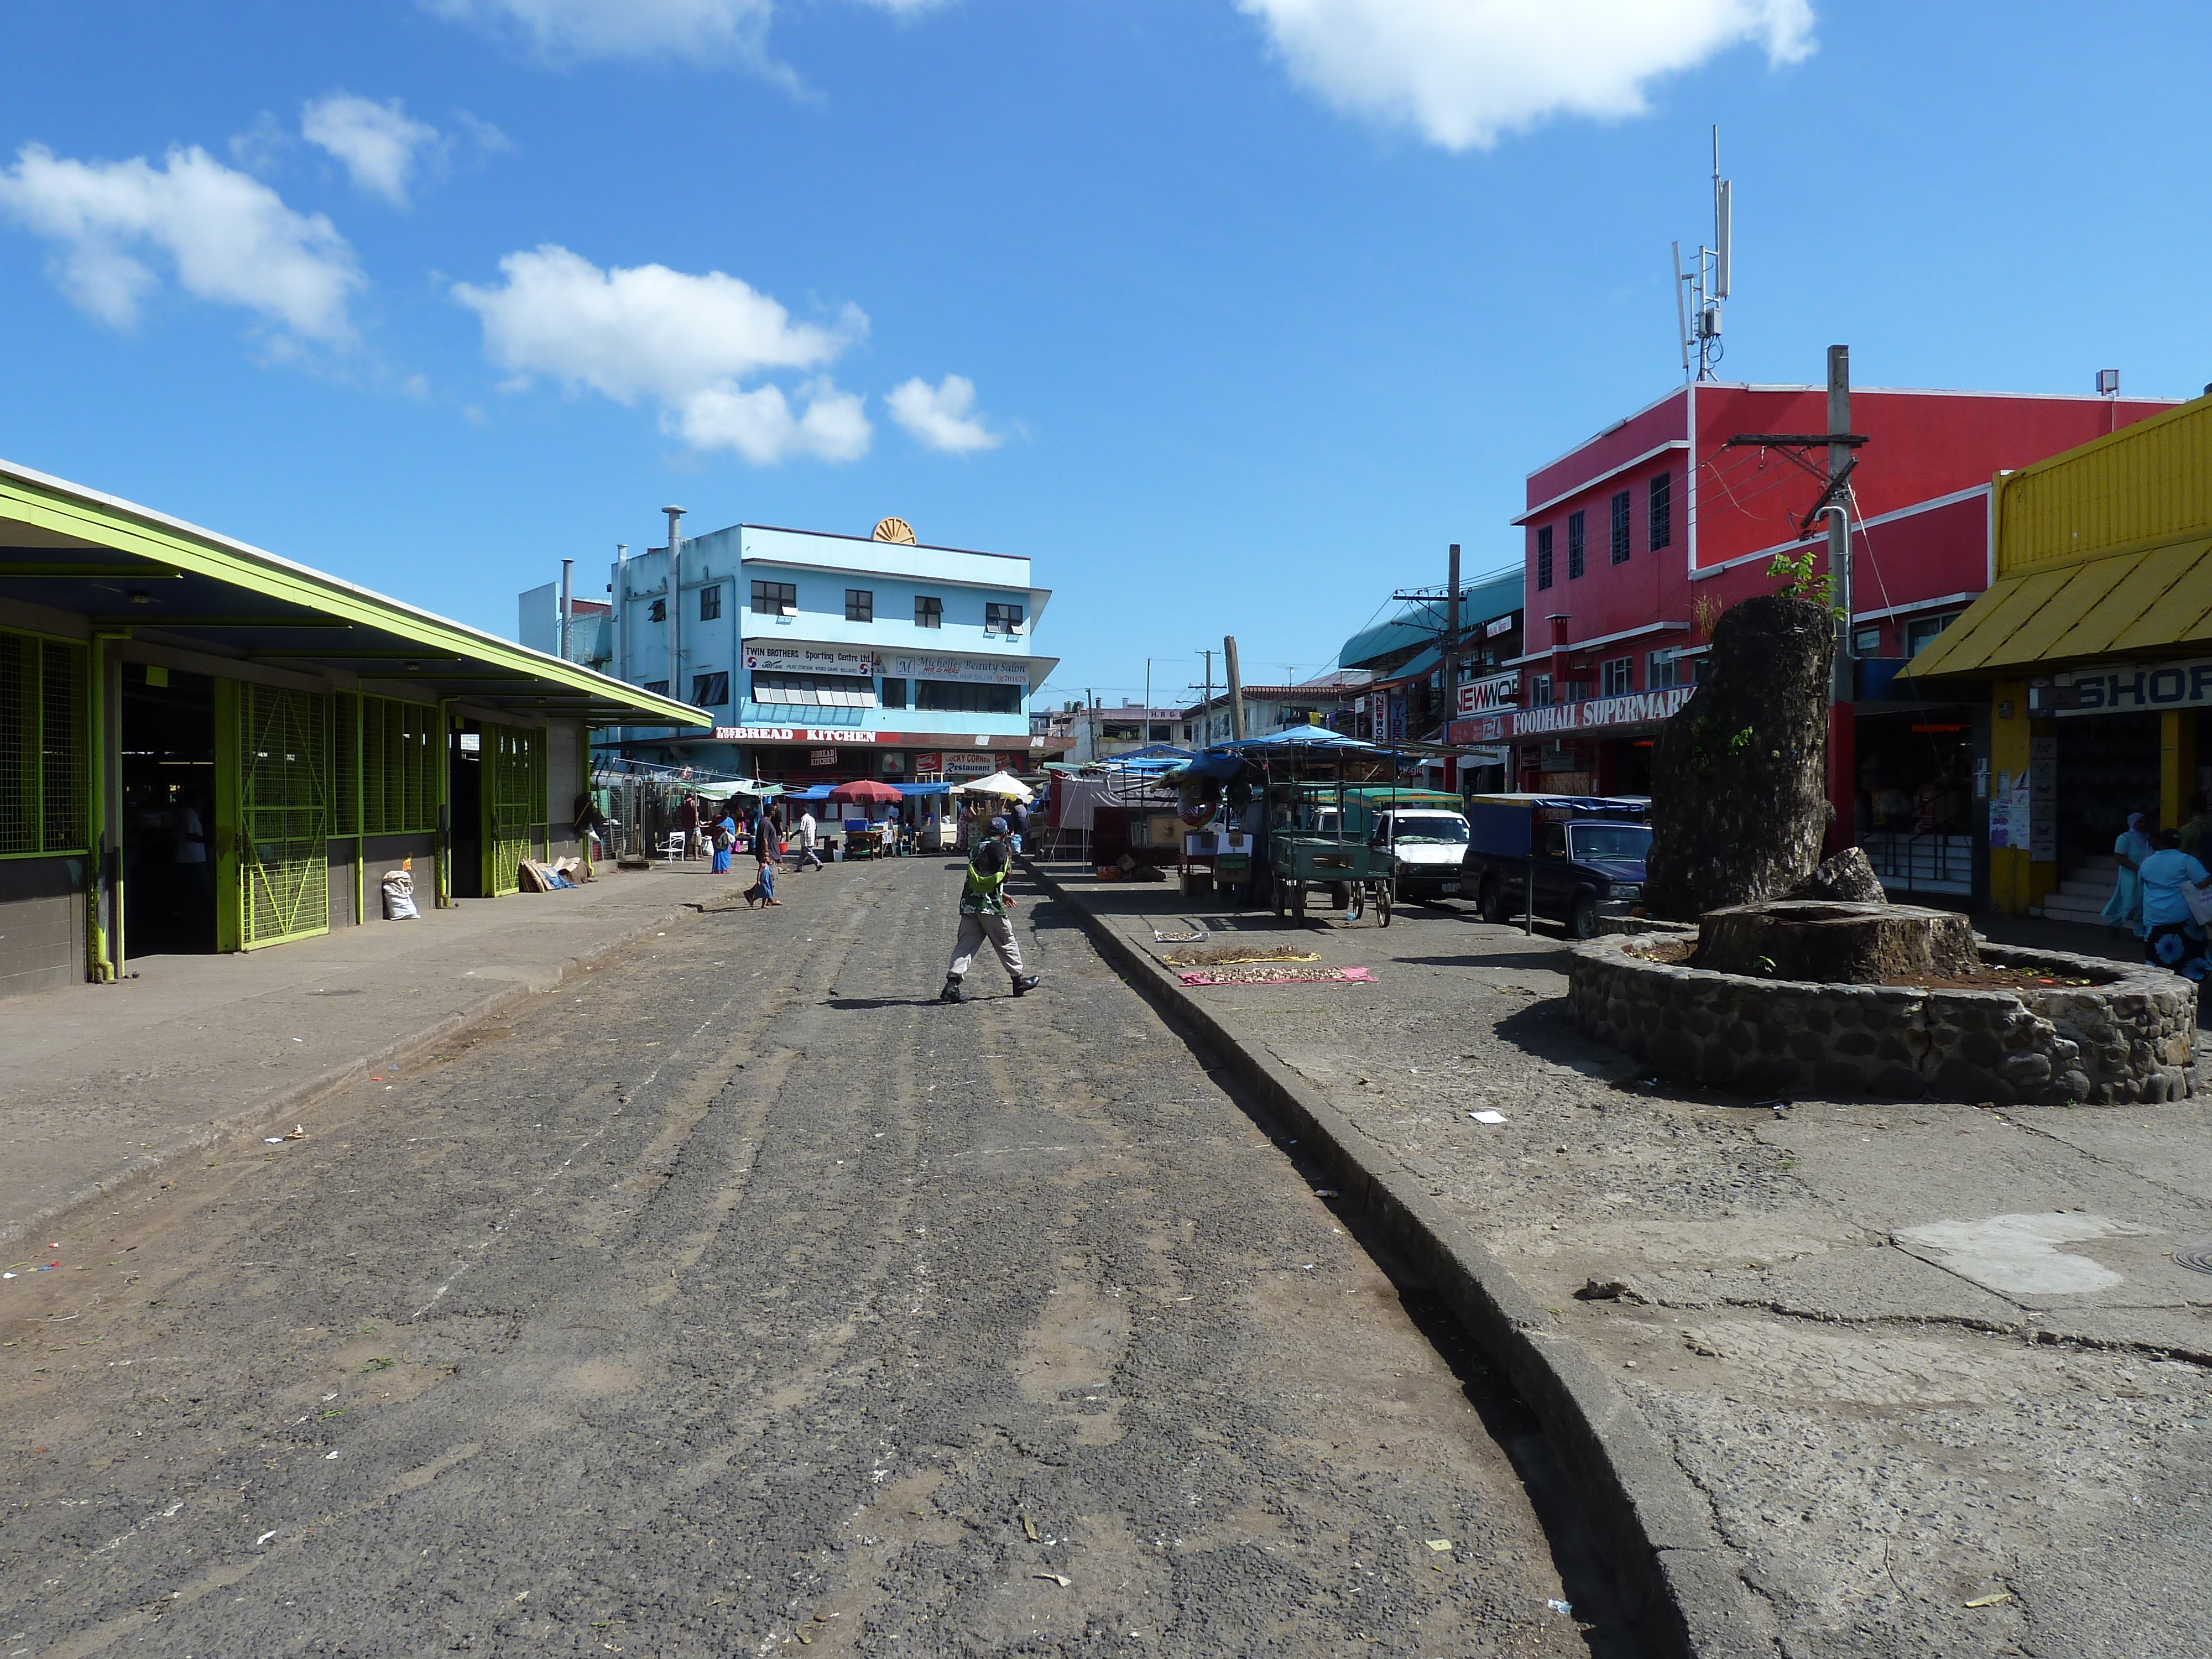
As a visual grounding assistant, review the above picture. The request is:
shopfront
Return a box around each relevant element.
[1506,686,1692,797]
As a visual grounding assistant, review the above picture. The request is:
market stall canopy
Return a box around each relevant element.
[1219,727,1377,751]
[828,778,903,804]
[693,779,782,802]
[954,771,1035,802]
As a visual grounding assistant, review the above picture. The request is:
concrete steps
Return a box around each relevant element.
[2034,856,2123,926]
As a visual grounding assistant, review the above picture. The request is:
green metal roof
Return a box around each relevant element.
[0,459,708,728]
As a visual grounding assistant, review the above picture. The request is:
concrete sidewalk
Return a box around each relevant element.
[1032,859,2212,1659]
[0,860,752,1258]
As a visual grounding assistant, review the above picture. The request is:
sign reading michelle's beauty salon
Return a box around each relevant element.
[880,650,1031,686]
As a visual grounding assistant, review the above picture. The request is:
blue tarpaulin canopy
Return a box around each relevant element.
[1217,728,1376,752]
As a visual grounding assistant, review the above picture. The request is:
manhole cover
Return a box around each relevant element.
[2174,1246,2212,1275]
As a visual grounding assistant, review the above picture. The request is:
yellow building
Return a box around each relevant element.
[1911,393,2212,912]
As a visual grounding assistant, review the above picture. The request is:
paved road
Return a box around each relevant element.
[1,859,1623,1657]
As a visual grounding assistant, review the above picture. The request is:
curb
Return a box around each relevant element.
[1022,856,1775,1659]
[2,877,737,1261]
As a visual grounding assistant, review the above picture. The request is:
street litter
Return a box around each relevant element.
[1151,926,1207,943]
[1469,1110,1507,1124]
[1313,1188,1339,1198]
[255,1530,278,1546]
[264,1138,285,1145]
[1965,1591,2012,1608]
[283,1125,307,1140]
[1425,1539,1452,1551]
[1033,1573,1072,1587]
[1021,1511,1039,1540]
[1546,1599,1573,1615]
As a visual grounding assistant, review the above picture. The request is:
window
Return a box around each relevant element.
[1532,673,1553,707]
[1536,525,1554,591]
[1103,722,1141,740]
[641,679,669,695]
[691,671,729,706]
[916,679,1021,714]
[1,628,88,853]
[749,671,878,708]
[1648,471,1672,551]
[1648,649,1684,690]
[845,588,874,623]
[750,580,797,617]
[1600,656,1632,696]
[880,676,908,709]
[648,597,666,623]
[1851,626,1882,655]
[1149,723,1172,742]
[1904,612,1959,658]
[1610,491,1631,565]
[985,602,1024,634]
[1567,510,1586,579]
[915,595,943,628]
[698,585,721,622]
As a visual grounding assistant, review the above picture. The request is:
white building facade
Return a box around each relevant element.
[599,521,1063,782]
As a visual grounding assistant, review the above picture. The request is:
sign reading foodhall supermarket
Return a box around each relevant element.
[1509,686,1693,737]
[2052,658,2212,715]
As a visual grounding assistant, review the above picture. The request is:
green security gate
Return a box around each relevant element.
[220,681,331,950]
[483,723,544,897]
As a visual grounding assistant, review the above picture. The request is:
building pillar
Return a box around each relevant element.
[2161,707,2197,831]
[1988,680,2030,914]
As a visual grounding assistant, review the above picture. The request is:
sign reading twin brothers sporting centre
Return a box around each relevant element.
[2057,659,2212,715]
[1509,685,1693,738]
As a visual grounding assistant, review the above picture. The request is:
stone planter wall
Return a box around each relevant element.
[1568,934,2198,1105]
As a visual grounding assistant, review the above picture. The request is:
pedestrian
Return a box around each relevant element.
[1009,798,1029,853]
[794,806,823,870]
[746,803,783,906]
[2181,792,2212,860]
[680,792,702,860]
[2102,811,2153,937]
[709,813,733,874]
[572,790,606,867]
[940,837,1039,1002]
[2138,827,2212,979]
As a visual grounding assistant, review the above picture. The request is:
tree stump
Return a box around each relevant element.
[1695,900,1980,984]
[1645,593,1834,921]
[1787,847,1888,905]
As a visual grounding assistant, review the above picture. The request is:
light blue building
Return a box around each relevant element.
[593,518,1061,783]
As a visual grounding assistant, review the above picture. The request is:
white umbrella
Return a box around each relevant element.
[955,770,1035,803]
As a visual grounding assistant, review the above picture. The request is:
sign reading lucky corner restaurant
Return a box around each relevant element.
[1509,685,1692,738]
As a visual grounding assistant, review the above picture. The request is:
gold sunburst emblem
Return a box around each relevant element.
[872,517,917,545]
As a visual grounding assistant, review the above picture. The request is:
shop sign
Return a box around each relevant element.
[943,751,994,776]
[743,641,879,676]
[880,649,1031,686]
[1387,694,1407,742]
[810,749,838,767]
[1509,685,1691,737]
[1484,613,1516,638]
[914,750,942,774]
[2054,658,2212,715]
[1457,672,1520,715]
[712,726,880,743]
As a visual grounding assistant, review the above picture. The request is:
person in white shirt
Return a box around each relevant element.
[794,808,823,871]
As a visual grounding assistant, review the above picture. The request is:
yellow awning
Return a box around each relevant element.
[1908,534,2212,677]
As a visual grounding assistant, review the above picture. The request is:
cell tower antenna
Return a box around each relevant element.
[1674,124,1733,381]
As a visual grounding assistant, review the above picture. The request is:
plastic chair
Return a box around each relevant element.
[664,831,687,861]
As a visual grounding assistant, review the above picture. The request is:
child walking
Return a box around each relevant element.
[941,838,1039,1002]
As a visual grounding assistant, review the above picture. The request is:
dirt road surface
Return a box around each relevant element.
[1,860,1625,1657]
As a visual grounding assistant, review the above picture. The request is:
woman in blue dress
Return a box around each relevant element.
[2101,811,2153,937]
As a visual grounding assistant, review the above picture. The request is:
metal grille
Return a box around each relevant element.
[238,684,330,947]
[484,724,544,896]
[332,692,361,837]
[0,629,87,857]
[361,696,436,835]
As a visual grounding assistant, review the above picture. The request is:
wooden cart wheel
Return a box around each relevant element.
[1346,884,1365,923]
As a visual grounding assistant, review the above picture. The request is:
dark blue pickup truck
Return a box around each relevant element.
[1463,794,1652,938]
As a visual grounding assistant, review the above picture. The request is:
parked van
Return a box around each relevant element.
[1367,806,1474,904]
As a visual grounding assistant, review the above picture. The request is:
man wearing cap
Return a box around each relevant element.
[941,838,1039,1002]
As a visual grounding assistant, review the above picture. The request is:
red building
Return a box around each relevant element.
[1495,380,2173,896]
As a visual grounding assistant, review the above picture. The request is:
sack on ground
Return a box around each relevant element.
[381,869,418,921]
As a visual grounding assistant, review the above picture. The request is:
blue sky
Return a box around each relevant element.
[3,2,2208,711]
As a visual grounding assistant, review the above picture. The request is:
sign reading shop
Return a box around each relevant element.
[2052,659,2212,716]
[1509,685,1692,737]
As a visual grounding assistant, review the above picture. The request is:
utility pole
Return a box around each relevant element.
[1144,659,1151,741]
[1443,543,1461,792]
[1223,635,1246,742]
[662,505,686,702]
[1198,649,1215,744]
[1086,687,1098,764]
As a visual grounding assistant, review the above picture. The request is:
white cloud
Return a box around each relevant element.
[425,0,778,66]
[888,374,1000,454]
[302,92,446,208]
[452,244,872,463]
[1239,0,1815,151]
[0,143,362,343]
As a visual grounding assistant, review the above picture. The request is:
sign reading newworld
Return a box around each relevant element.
[1457,672,1521,716]
[744,641,879,676]
[1509,686,1692,737]
[2055,658,2212,715]
[881,649,1032,686]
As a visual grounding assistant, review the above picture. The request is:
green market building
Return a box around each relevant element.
[0,459,707,998]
